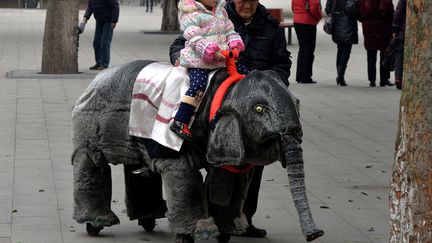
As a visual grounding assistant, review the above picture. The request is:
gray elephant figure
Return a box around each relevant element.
[72,60,324,242]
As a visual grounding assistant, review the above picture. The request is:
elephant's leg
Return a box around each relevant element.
[72,151,119,228]
[123,163,167,221]
[282,135,324,242]
[154,156,217,238]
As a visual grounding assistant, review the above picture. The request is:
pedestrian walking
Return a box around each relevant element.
[82,0,120,70]
[292,0,323,84]
[325,0,359,86]
[358,0,394,87]
[146,0,154,12]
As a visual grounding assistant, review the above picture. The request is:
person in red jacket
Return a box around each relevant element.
[358,0,394,87]
[292,0,322,84]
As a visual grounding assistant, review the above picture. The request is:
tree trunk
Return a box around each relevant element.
[161,0,179,31]
[389,0,432,242]
[41,0,79,74]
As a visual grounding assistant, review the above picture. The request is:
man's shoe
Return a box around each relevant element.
[380,80,394,87]
[395,80,402,90]
[89,65,100,70]
[170,120,192,140]
[298,79,317,84]
[239,224,267,238]
[369,81,376,87]
[96,66,107,70]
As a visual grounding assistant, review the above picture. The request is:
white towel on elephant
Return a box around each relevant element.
[129,62,214,151]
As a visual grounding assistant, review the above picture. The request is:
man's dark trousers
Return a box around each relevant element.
[294,23,317,83]
[93,21,113,68]
[243,165,264,224]
[366,49,390,82]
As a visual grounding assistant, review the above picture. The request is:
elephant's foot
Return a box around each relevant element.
[175,234,194,243]
[86,222,103,236]
[191,217,219,240]
[83,211,120,228]
[306,229,324,242]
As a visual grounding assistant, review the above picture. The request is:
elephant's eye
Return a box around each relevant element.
[255,105,265,113]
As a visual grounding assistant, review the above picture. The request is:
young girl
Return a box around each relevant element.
[170,0,245,140]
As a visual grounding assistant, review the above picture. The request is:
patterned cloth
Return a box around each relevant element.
[129,62,214,151]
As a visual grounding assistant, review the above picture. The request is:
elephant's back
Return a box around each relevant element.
[72,60,155,165]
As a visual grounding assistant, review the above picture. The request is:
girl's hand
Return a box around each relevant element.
[214,50,226,62]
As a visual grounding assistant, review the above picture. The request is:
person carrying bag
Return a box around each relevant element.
[323,0,337,34]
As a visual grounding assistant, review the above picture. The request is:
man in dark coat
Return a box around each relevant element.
[82,0,120,70]
[169,0,292,238]
[358,0,394,87]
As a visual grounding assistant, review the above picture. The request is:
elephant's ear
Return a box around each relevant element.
[207,110,244,166]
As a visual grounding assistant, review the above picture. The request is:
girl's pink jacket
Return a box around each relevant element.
[178,0,244,69]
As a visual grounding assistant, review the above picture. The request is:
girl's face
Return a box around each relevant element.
[198,0,218,8]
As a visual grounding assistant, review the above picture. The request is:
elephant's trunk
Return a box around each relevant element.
[281,135,324,242]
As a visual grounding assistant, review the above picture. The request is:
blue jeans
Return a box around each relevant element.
[93,21,113,68]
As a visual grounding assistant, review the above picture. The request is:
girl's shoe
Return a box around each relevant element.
[170,120,192,140]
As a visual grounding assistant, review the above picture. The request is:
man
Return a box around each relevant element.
[169,0,291,238]
[82,0,120,70]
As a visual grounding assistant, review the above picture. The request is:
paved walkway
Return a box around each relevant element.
[0,5,400,243]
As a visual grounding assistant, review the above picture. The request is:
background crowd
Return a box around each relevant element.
[292,0,406,89]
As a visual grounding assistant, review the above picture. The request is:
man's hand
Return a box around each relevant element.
[112,22,117,29]
[82,17,88,24]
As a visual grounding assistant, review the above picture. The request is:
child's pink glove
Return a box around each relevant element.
[203,44,220,63]
[228,40,245,51]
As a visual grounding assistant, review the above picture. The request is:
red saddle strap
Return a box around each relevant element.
[209,49,245,122]
[208,49,253,174]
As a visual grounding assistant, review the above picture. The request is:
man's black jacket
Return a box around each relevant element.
[169,0,291,86]
[84,0,120,23]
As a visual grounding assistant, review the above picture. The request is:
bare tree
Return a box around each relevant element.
[41,0,79,74]
[161,0,179,31]
[389,0,432,242]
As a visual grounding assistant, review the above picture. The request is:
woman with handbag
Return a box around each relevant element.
[292,0,323,84]
[325,0,359,86]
